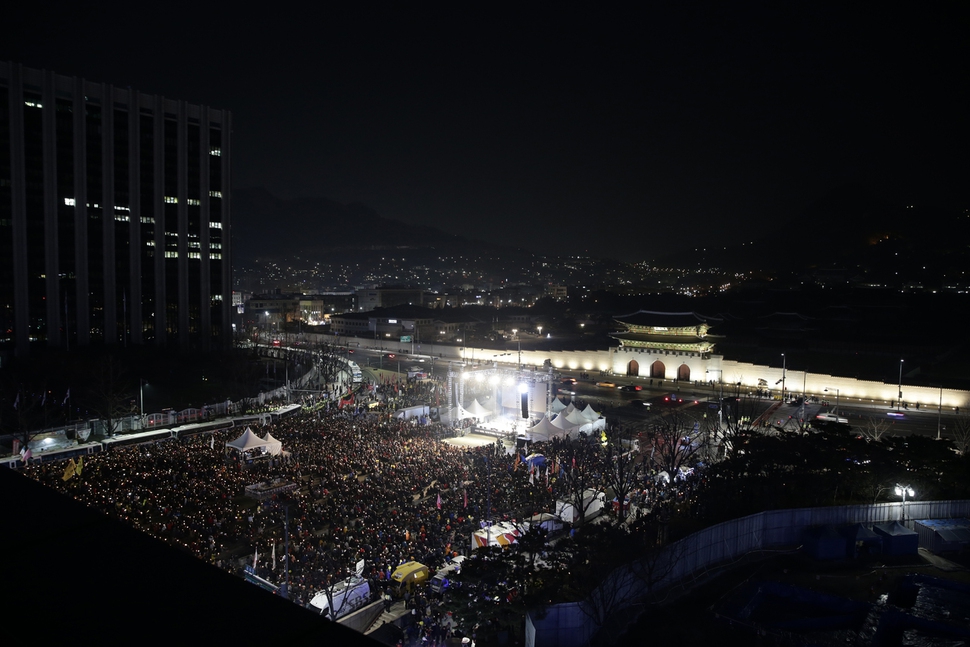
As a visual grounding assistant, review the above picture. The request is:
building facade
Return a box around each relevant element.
[0,62,232,356]
[610,311,719,382]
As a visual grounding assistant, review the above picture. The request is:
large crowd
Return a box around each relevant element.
[21,404,569,642]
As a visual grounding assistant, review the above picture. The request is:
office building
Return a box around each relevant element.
[0,62,232,357]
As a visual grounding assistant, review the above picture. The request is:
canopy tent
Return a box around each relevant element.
[524,416,569,442]
[225,427,276,455]
[550,398,568,414]
[580,404,601,421]
[565,409,590,427]
[550,413,580,432]
[438,405,476,425]
[260,432,283,456]
[562,408,607,434]
[465,399,493,419]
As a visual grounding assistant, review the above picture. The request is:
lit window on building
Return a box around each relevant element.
[164,196,178,204]
[64,197,76,206]
[209,148,221,156]
[209,190,222,198]
[187,198,200,206]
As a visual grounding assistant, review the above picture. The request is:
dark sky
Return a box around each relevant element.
[6,3,967,262]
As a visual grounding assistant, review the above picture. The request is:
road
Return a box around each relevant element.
[342,347,961,443]
[560,375,960,442]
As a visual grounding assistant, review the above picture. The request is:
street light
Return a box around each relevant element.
[140,379,148,425]
[937,385,944,441]
[894,484,915,524]
[781,353,787,403]
[897,359,904,411]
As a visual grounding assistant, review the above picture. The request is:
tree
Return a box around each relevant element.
[952,411,970,456]
[82,355,134,437]
[643,411,707,478]
[548,437,603,527]
[859,415,893,442]
[599,429,647,522]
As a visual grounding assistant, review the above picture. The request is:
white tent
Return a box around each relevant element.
[580,404,601,421]
[439,405,476,425]
[225,427,274,454]
[465,399,493,419]
[550,397,568,414]
[550,412,580,432]
[261,432,283,456]
[524,416,568,442]
[565,409,590,427]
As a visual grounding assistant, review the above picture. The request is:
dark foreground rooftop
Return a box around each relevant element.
[0,467,379,646]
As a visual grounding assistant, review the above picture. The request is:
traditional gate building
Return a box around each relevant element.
[610,311,722,384]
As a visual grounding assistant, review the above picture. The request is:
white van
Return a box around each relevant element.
[309,575,371,619]
[430,555,466,593]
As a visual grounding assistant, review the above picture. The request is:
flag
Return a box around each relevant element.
[463,489,468,509]
[271,541,276,571]
[75,456,83,475]
[529,470,534,485]
[62,459,76,481]
[20,446,32,463]
[210,435,215,450]
[545,467,549,486]
[252,547,258,569]
[513,454,520,471]
[62,388,70,406]
[41,391,47,406]
[436,493,442,510]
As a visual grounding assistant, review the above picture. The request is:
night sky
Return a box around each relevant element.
[6,3,967,262]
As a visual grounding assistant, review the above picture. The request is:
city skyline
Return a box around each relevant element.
[5,4,967,263]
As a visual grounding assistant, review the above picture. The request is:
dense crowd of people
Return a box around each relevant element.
[21,406,571,640]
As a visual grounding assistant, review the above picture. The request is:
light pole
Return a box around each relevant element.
[937,385,943,441]
[139,379,147,427]
[895,484,914,524]
[897,359,904,411]
[781,353,787,403]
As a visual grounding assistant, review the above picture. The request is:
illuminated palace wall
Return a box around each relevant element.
[311,334,970,411]
[513,347,969,410]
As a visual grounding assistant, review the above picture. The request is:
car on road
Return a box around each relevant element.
[561,377,577,385]
[816,412,848,424]
[596,381,616,388]
[619,384,642,392]
[664,394,681,403]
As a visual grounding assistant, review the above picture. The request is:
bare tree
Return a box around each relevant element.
[599,430,647,522]
[952,411,970,455]
[643,411,707,477]
[859,416,893,443]
[82,355,134,437]
[549,437,603,527]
